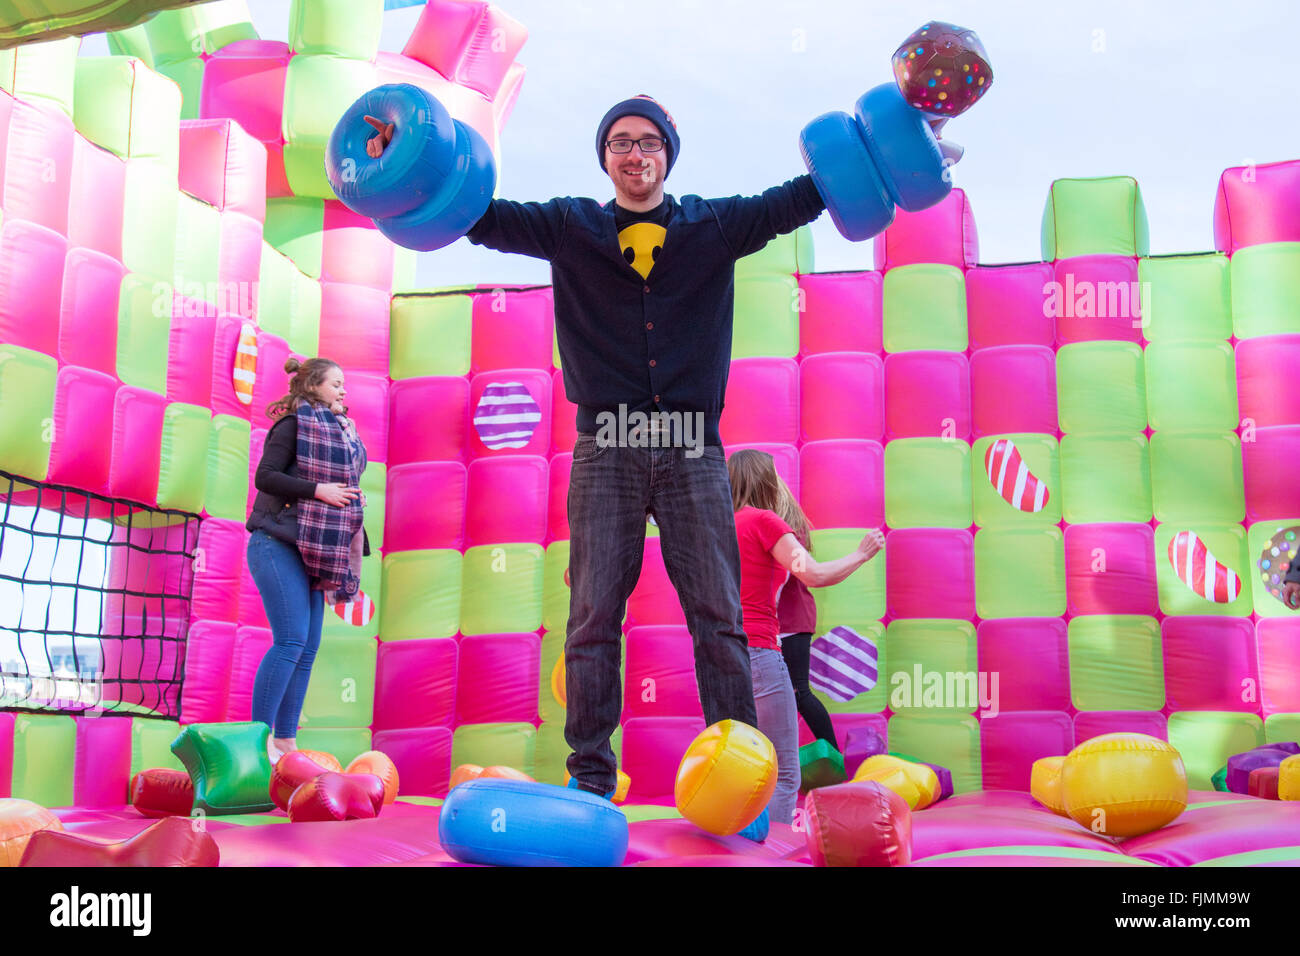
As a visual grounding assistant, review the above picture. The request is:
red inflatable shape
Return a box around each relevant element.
[287,772,386,823]
[20,816,219,867]
[130,768,195,818]
[804,780,913,867]
[270,751,334,812]
[1249,766,1281,800]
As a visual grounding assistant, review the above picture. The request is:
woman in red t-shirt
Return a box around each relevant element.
[728,450,884,825]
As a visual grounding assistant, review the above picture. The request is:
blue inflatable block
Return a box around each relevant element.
[800,109,894,242]
[375,119,497,252]
[326,83,458,221]
[855,83,950,213]
[439,778,629,867]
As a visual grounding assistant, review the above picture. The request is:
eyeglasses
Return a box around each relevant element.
[606,137,664,154]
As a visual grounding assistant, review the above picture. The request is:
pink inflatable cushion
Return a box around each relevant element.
[1236,335,1300,429]
[318,283,391,376]
[46,366,118,495]
[471,286,553,374]
[726,443,800,499]
[1052,256,1143,345]
[321,201,394,290]
[887,528,975,619]
[547,453,571,540]
[551,369,577,456]
[907,791,1123,859]
[625,538,687,629]
[1243,425,1300,522]
[372,728,454,798]
[970,345,1057,438]
[385,462,467,552]
[3,99,73,234]
[1162,617,1258,713]
[217,211,263,321]
[179,118,268,221]
[797,271,883,356]
[225,626,272,721]
[799,352,884,442]
[59,247,123,376]
[341,371,388,464]
[1074,711,1167,742]
[873,187,978,272]
[1063,523,1158,616]
[1118,794,1300,866]
[620,716,706,803]
[69,131,126,258]
[976,619,1071,712]
[179,620,238,725]
[455,633,539,724]
[189,518,246,624]
[373,639,457,730]
[798,439,884,529]
[72,716,132,809]
[465,455,547,545]
[198,40,290,145]
[966,263,1056,350]
[1257,618,1300,716]
[400,0,528,99]
[166,300,216,407]
[623,626,704,721]
[623,818,807,866]
[720,358,799,445]
[978,711,1073,791]
[468,370,551,458]
[108,387,166,505]
[1214,160,1300,254]
[0,218,66,356]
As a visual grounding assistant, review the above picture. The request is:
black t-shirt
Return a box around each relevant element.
[614,198,671,279]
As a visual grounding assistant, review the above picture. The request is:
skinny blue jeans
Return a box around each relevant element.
[750,647,800,826]
[247,529,324,739]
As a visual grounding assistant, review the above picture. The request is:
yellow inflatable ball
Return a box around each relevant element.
[675,720,777,835]
[1061,733,1187,838]
[1280,755,1300,801]
[1030,756,1068,815]
[851,755,939,811]
[562,769,633,804]
[551,654,566,708]
[0,799,64,867]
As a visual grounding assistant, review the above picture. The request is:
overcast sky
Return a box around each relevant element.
[89,0,1300,286]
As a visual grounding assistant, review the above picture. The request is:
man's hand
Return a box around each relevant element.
[1284,581,1300,610]
[364,115,394,158]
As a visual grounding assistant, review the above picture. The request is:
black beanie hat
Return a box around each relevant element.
[596,95,680,177]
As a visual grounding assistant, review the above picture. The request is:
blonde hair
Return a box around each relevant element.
[265,357,341,420]
[727,449,814,555]
[774,476,814,554]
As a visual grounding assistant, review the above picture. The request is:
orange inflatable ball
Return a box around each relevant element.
[346,751,400,805]
[804,780,912,867]
[1030,756,1068,815]
[0,799,64,867]
[551,653,566,708]
[851,755,938,810]
[449,764,485,790]
[481,765,535,782]
[1061,733,1187,838]
[562,769,633,804]
[675,720,777,836]
[1280,755,1300,801]
[297,750,343,773]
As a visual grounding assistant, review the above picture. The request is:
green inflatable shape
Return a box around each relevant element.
[971,434,1060,529]
[171,721,274,815]
[0,345,56,481]
[809,529,886,624]
[10,714,76,809]
[293,728,371,768]
[884,438,972,529]
[1068,615,1165,712]
[105,22,154,66]
[389,294,473,379]
[813,621,888,715]
[1145,342,1238,432]
[884,620,978,714]
[117,2,256,65]
[1138,254,1231,343]
[886,714,982,795]
[799,738,846,792]
[360,461,385,553]
[256,245,296,344]
[1265,713,1300,744]
[1229,242,1300,339]
[0,36,77,115]
[1149,431,1244,525]
[542,541,572,636]
[1041,176,1149,260]
[533,720,570,785]
[73,57,181,161]
[451,723,538,778]
[157,402,209,513]
[974,527,1066,619]
[1154,522,1251,618]
[460,543,544,636]
[130,717,185,778]
[288,269,321,358]
[732,274,799,358]
[882,263,968,353]
[392,246,419,294]
[735,223,813,277]
[1059,434,1152,524]
[174,194,223,298]
[321,553,381,640]
[1166,711,1264,791]
[299,635,377,729]
[1056,341,1147,435]
[205,415,251,521]
[380,549,462,640]
[288,0,383,60]
[1210,765,1229,792]
[117,273,170,395]
[264,197,324,278]
[155,56,204,120]
[122,159,179,280]
[1196,847,1300,867]
[0,1,206,48]
[282,54,376,198]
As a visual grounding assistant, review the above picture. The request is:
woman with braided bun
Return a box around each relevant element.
[245,357,369,764]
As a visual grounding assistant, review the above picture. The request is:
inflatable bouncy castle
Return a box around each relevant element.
[1,1,1299,867]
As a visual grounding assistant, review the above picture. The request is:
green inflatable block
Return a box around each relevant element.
[157,402,210,514]
[0,345,57,481]
[884,619,979,714]
[320,553,381,640]
[392,246,419,294]
[105,22,155,66]
[884,438,972,529]
[1138,254,1232,343]
[542,541,573,635]
[282,54,377,198]
[171,721,274,814]
[288,270,321,358]
[734,223,813,277]
[732,274,799,358]
[1210,765,1229,792]
[971,434,1060,529]
[882,263,968,353]
[1264,713,1300,745]
[1166,711,1264,791]
[122,159,178,281]
[294,728,372,768]
[155,56,205,120]
[460,543,544,636]
[389,294,473,379]
[10,714,76,808]
[256,244,297,344]
[1068,615,1165,712]
[137,3,258,63]
[1229,242,1300,340]
[1149,431,1244,525]
[73,57,181,162]
[974,527,1065,619]
[1145,342,1238,432]
[538,629,566,726]
[533,720,570,786]
[130,717,185,778]
[116,273,171,395]
[1041,176,1149,260]
[173,194,223,300]
[380,549,462,640]
[0,36,78,117]
[299,635,377,729]
[289,0,384,60]
[264,197,324,278]
[1154,523,1251,618]
[813,620,887,715]
[885,714,981,795]
[205,415,251,521]
[360,461,385,552]
[1246,519,1300,620]
[799,738,846,792]
[810,529,886,625]
[1059,434,1152,524]
[451,722,538,778]
[1056,341,1147,434]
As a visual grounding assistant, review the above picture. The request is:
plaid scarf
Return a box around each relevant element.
[294,403,367,603]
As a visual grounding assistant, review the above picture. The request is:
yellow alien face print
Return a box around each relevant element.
[618,221,666,280]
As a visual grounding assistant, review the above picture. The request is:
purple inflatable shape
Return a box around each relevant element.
[920,761,954,802]
[1226,747,1295,795]
[843,727,887,779]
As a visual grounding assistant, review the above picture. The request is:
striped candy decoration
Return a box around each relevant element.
[232,322,258,406]
[333,590,375,626]
[808,625,878,703]
[473,381,542,450]
[1168,531,1241,604]
[984,438,1049,512]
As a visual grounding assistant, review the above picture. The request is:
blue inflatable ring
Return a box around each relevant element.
[854,83,950,213]
[800,109,894,242]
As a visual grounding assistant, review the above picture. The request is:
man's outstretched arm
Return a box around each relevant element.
[705,175,826,261]
[465,198,570,261]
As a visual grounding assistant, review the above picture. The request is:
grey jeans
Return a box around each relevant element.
[749,646,800,826]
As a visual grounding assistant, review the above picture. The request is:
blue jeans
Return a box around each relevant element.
[247,529,324,739]
[565,434,758,795]
[750,647,800,826]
